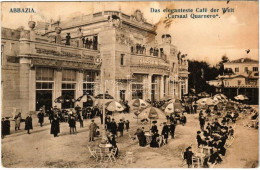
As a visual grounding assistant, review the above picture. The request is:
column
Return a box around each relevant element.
[20,58,31,116]
[76,71,83,108]
[147,74,152,100]
[185,78,188,94]
[29,67,36,112]
[54,69,62,108]
[160,75,164,99]
[165,77,169,96]
[126,80,132,102]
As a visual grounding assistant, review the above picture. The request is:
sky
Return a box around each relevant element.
[1,1,259,66]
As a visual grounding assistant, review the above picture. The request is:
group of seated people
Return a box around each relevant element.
[183,103,258,168]
[135,112,186,148]
[146,99,167,109]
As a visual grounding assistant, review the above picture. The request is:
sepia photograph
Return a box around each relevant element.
[1,1,259,168]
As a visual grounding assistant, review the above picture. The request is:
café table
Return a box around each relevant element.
[96,144,113,162]
[145,132,152,144]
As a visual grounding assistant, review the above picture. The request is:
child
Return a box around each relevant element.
[125,120,130,132]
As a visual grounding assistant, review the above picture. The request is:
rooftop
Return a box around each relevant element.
[225,57,258,64]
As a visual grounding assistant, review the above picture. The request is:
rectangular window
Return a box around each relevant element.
[62,69,76,81]
[244,67,248,72]
[62,83,75,89]
[253,67,258,72]
[84,71,96,82]
[235,67,239,72]
[120,54,125,66]
[36,67,54,81]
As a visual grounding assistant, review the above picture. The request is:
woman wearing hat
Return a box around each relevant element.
[51,115,60,137]
[150,121,158,135]
[150,129,159,148]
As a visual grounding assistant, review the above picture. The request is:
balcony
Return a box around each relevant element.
[130,53,169,70]
[19,35,100,68]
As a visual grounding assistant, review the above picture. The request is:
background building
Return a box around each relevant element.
[214,57,259,104]
[1,10,189,117]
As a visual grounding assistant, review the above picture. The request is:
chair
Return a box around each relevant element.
[126,152,134,164]
[107,148,117,162]
[88,146,96,158]
[201,147,211,157]
[225,136,235,148]
[192,156,200,168]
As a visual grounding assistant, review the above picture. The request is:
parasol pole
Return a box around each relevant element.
[101,61,106,141]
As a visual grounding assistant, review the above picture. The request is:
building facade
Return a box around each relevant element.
[214,58,259,104]
[1,10,189,117]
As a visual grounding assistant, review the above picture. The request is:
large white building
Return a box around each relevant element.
[1,10,189,117]
[214,57,258,104]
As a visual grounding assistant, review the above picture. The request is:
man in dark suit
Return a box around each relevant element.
[117,119,124,137]
[161,122,170,144]
[170,121,176,139]
[37,109,44,127]
[25,114,33,134]
[110,119,117,136]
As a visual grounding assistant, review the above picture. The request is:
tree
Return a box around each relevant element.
[188,60,219,95]
[218,55,230,75]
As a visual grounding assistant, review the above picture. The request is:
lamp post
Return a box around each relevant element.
[94,55,107,142]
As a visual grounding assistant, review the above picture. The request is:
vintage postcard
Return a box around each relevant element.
[1,1,259,168]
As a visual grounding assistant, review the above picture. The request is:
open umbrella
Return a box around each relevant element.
[105,101,124,112]
[129,99,150,108]
[139,107,166,120]
[197,92,210,98]
[161,102,184,114]
[54,96,75,103]
[95,93,114,99]
[76,94,95,102]
[197,97,219,106]
[234,95,249,101]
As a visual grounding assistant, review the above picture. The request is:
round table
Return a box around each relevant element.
[145,133,152,144]
[98,143,113,148]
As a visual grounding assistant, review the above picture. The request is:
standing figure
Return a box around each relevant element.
[150,121,158,134]
[78,110,84,128]
[199,116,205,130]
[184,146,194,168]
[89,119,97,142]
[89,39,93,49]
[65,33,71,45]
[170,121,176,139]
[14,112,22,131]
[51,115,60,137]
[85,38,89,48]
[25,114,33,134]
[161,122,170,144]
[150,130,159,148]
[68,116,77,134]
[49,107,54,123]
[125,120,130,132]
[110,119,118,136]
[37,109,45,127]
[117,119,124,137]
[4,117,10,135]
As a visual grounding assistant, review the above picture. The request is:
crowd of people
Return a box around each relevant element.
[134,111,187,148]
[183,102,258,168]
